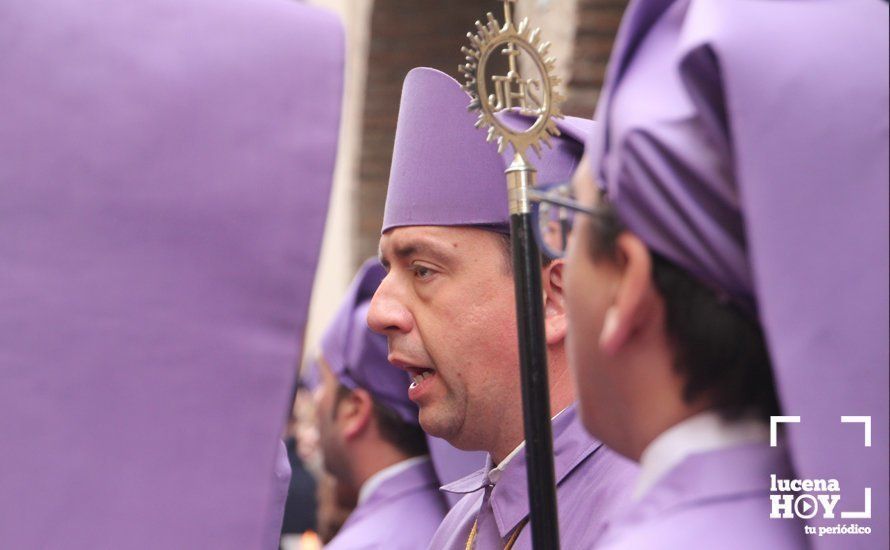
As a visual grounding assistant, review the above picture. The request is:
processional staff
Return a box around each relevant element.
[459,2,566,548]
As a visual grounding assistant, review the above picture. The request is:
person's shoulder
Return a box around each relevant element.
[339,489,449,548]
[426,492,482,550]
[562,443,638,500]
[551,443,638,547]
[326,529,429,550]
[373,483,450,525]
[326,513,436,550]
[602,495,808,550]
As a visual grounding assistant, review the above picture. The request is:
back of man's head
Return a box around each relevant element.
[583,200,780,422]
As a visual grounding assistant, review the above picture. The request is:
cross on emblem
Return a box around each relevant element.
[488,42,544,115]
[459,1,565,156]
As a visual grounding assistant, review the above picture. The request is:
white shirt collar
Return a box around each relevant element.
[357,455,430,506]
[488,407,569,485]
[634,411,769,500]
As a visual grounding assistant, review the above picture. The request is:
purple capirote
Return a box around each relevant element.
[318,259,419,425]
[587,0,888,547]
[382,67,592,234]
[0,1,343,548]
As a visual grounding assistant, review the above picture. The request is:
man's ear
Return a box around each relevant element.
[542,259,568,346]
[599,233,657,356]
[337,388,374,441]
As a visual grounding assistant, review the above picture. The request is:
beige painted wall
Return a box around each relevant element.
[302,0,374,368]
[515,0,580,89]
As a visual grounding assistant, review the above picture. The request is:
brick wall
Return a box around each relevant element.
[355,0,484,265]
[354,0,628,266]
[564,0,628,117]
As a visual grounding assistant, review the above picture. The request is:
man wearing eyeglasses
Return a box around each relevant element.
[561,159,808,550]
[367,67,636,550]
[559,0,887,548]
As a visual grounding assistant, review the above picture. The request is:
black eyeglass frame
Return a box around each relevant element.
[528,185,604,260]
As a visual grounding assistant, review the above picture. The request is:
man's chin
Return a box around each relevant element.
[418,405,461,442]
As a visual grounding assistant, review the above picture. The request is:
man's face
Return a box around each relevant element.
[369,226,521,451]
[313,358,350,480]
[292,386,322,474]
[563,161,615,436]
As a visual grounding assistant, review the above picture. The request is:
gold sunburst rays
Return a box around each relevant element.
[459,9,565,160]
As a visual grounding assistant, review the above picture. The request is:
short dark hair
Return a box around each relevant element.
[335,385,429,457]
[495,231,554,273]
[584,202,781,421]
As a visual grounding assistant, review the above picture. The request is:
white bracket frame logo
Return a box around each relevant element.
[770,415,872,520]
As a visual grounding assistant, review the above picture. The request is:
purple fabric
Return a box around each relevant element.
[427,405,637,549]
[425,436,486,507]
[319,259,419,424]
[589,1,888,547]
[261,441,293,550]
[382,67,591,233]
[0,1,343,548]
[598,444,807,549]
[301,355,322,392]
[325,458,448,550]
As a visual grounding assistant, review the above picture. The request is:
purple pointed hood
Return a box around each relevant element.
[382,67,592,233]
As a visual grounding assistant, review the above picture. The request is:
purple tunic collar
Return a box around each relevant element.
[599,443,807,549]
[440,404,602,539]
[629,443,793,520]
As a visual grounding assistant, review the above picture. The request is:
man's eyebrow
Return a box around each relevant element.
[380,238,455,266]
[394,243,420,259]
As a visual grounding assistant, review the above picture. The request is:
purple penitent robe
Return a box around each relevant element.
[261,441,292,550]
[596,444,808,550]
[588,0,888,546]
[0,0,343,548]
[325,458,449,550]
[427,405,637,549]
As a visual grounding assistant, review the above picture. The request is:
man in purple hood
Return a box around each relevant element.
[305,259,449,549]
[368,67,636,549]
[562,0,887,549]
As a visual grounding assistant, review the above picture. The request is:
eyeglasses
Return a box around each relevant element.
[528,182,601,260]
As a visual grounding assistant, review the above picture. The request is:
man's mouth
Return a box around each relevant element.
[391,356,437,399]
[406,366,436,389]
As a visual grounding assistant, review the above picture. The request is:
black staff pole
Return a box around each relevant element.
[506,155,560,550]
[460,2,564,546]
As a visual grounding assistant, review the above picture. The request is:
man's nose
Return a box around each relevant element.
[367,273,414,336]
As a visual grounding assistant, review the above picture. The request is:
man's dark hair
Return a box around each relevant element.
[495,231,554,273]
[335,385,429,457]
[584,201,781,422]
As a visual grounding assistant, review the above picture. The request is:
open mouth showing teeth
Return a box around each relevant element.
[407,367,435,389]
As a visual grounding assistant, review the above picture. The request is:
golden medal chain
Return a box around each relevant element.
[464,517,528,550]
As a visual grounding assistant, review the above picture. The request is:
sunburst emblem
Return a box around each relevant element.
[459,10,565,159]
